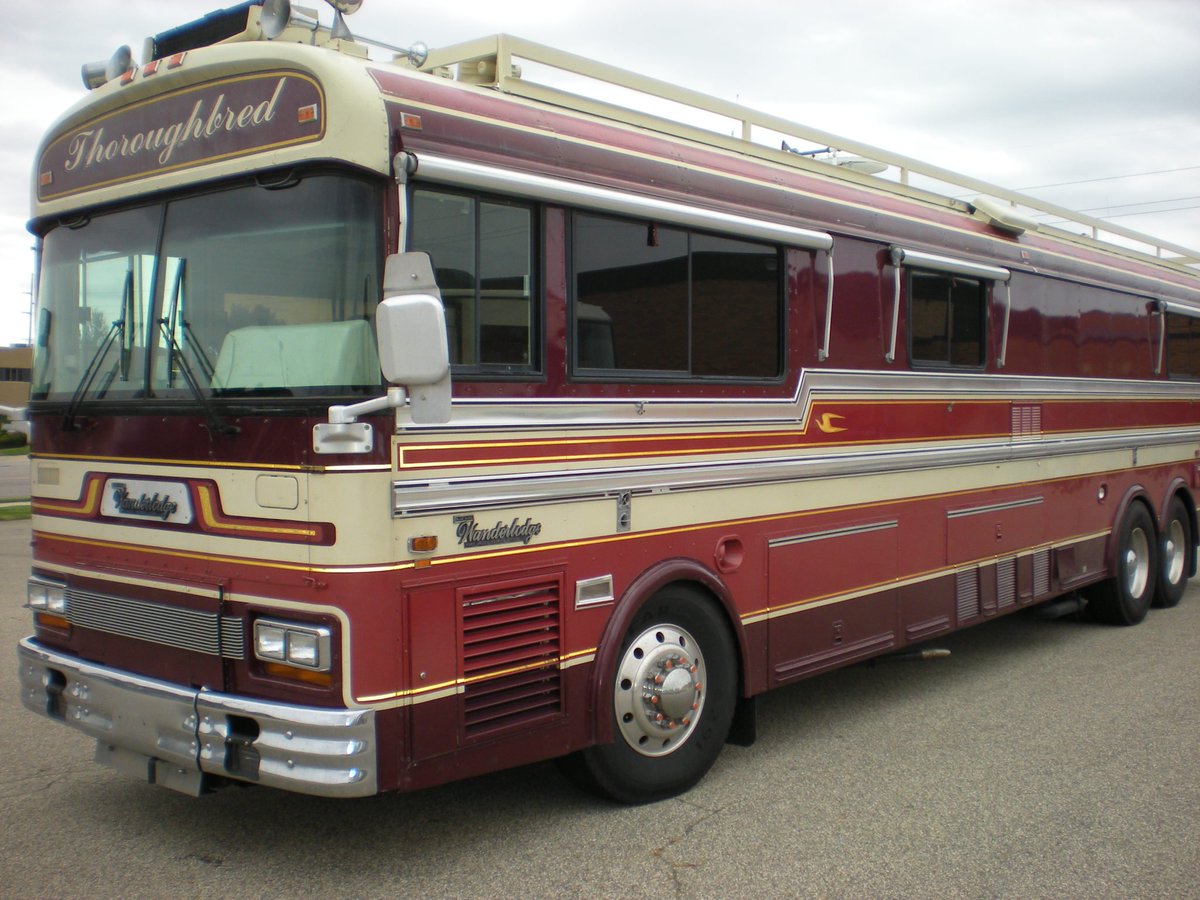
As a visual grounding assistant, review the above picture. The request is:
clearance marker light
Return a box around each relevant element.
[409,535,438,553]
[400,112,422,130]
[298,103,320,124]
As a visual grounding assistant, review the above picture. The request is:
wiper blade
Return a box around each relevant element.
[61,317,123,431]
[157,318,239,436]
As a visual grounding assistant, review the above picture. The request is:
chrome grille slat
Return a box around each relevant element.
[65,588,243,659]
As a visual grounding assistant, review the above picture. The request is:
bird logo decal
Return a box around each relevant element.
[814,412,847,434]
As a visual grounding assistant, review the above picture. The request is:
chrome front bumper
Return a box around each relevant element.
[17,638,377,798]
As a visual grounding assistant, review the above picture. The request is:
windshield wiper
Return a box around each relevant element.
[61,314,124,432]
[157,317,239,436]
[164,258,216,386]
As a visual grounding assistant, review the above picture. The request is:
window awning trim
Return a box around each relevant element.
[1160,299,1200,319]
[891,247,1011,283]
[408,152,834,251]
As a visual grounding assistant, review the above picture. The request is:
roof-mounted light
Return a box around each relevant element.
[80,44,133,91]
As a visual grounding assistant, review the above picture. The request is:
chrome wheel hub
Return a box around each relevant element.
[1164,520,1185,585]
[614,624,706,758]
[1125,526,1150,598]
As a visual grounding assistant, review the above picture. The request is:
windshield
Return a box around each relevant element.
[32,172,383,403]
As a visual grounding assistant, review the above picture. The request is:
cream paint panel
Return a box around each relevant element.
[633,445,1193,534]
[30,436,1199,570]
[34,514,314,567]
[306,470,398,566]
[390,442,1197,568]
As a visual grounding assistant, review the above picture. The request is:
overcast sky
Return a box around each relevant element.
[1,0,1197,347]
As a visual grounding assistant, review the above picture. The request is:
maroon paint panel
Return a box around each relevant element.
[38,71,324,202]
[32,411,391,468]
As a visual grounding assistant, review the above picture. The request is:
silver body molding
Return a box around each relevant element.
[17,638,377,798]
[395,427,1200,518]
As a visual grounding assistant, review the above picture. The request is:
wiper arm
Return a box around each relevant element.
[162,258,217,384]
[180,320,215,382]
[61,317,123,432]
[157,317,239,436]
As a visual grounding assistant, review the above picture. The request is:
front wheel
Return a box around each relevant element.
[1154,497,1192,608]
[1086,501,1157,626]
[561,586,737,804]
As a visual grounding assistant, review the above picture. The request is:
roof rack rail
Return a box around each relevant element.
[419,34,1199,272]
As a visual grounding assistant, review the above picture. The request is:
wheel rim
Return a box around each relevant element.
[1164,519,1186,586]
[614,624,707,758]
[1125,526,1151,598]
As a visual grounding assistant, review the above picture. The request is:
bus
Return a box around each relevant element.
[13,0,1200,804]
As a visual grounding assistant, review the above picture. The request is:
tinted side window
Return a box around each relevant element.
[572,213,781,379]
[910,271,985,367]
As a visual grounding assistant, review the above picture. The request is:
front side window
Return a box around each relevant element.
[572,213,781,379]
[33,172,383,403]
[409,188,536,373]
[909,271,986,367]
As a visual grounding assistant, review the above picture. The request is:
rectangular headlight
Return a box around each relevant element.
[27,577,67,614]
[253,618,331,672]
[253,622,287,661]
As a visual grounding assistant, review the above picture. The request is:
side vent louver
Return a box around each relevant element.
[1033,549,1051,597]
[460,579,562,739]
[956,568,980,622]
[997,557,1017,609]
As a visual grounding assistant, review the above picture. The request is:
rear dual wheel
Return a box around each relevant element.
[1154,497,1192,609]
[1087,502,1157,626]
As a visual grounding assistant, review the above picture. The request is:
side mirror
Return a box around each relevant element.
[316,252,452,453]
[377,252,451,424]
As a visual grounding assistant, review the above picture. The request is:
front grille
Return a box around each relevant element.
[460,580,562,738]
[65,587,245,659]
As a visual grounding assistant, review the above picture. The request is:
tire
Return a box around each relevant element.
[560,585,737,804]
[1154,496,1192,609]
[1086,501,1157,626]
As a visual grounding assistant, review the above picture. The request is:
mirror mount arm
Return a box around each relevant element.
[314,387,406,455]
[327,386,407,425]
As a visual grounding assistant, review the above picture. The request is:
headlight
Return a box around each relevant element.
[253,618,332,672]
[27,577,67,615]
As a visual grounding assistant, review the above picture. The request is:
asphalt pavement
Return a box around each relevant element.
[2,517,1197,898]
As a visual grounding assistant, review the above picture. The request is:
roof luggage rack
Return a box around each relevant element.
[417,34,1199,272]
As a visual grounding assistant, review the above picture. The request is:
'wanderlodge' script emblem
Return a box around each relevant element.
[101,478,195,525]
[38,71,325,201]
[453,514,543,549]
